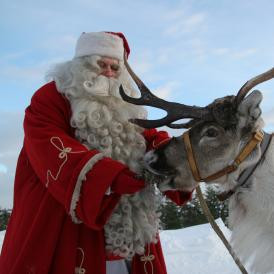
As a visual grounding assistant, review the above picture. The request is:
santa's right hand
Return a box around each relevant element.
[112,168,145,195]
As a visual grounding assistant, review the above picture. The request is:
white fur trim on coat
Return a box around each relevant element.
[74,32,124,60]
[69,152,105,224]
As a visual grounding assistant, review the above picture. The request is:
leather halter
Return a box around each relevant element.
[183,130,264,183]
[217,132,273,201]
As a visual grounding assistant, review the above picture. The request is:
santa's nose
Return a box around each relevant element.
[102,67,115,78]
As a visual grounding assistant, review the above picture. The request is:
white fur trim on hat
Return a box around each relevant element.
[74,32,124,60]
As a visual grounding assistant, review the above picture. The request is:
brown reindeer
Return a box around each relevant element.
[120,59,274,273]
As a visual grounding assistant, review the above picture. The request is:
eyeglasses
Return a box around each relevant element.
[97,60,120,72]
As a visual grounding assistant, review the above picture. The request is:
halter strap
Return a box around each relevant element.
[217,132,273,201]
[183,130,264,183]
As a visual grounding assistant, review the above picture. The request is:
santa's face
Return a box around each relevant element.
[97,57,120,78]
[51,54,143,102]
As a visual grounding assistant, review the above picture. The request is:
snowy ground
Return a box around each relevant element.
[0,219,244,273]
[160,219,241,274]
[0,231,4,252]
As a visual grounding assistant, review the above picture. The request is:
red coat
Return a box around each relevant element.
[0,82,191,274]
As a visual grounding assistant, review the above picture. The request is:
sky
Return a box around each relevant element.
[1,0,274,208]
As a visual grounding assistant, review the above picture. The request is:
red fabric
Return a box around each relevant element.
[112,168,145,194]
[143,129,170,150]
[165,190,193,205]
[132,239,167,274]
[0,82,190,274]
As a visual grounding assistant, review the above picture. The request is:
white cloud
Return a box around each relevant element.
[0,173,14,208]
[0,50,30,61]
[232,48,257,58]
[0,64,48,83]
[163,9,185,21]
[0,112,24,172]
[0,112,23,208]
[154,81,180,100]
[163,12,207,37]
[212,48,230,56]
[211,48,257,59]
[131,58,153,76]
[263,108,274,124]
[0,57,66,85]
[260,88,274,111]
[0,164,8,174]
[39,34,77,55]
[185,13,206,28]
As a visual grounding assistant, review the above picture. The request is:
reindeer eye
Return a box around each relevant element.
[204,127,219,137]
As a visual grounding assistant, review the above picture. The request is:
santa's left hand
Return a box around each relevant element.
[112,168,145,195]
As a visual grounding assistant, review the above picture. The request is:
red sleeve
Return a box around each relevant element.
[24,83,126,230]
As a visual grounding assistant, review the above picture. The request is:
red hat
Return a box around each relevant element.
[74,31,130,60]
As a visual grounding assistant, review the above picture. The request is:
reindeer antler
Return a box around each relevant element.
[120,50,274,128]
[236,67,274,105]
[120,52,213,128]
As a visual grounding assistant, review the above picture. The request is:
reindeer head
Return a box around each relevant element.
[144,90,264,192]
[120,54,274,192]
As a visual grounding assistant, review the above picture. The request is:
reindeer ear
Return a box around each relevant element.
[237,90,263,129]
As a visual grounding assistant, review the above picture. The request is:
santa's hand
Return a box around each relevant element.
[112,168,145,195]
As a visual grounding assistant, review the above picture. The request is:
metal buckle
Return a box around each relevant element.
[254,130,264,142]
[233,160,240,168]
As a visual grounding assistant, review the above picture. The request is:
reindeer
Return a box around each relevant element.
[120,58,274,273]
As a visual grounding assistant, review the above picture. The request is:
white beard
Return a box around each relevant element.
[55,61,162,258]
[70,75,147,173]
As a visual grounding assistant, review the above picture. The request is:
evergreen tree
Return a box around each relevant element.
[0,208,11,231]
[160,186,229,230]
[204,186,229,225]
[160,199,183,229]
[180,194,207,228]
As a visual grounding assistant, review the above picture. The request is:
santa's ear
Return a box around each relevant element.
[237,90,263,129]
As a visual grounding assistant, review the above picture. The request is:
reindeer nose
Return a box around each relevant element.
[144,151,158,166]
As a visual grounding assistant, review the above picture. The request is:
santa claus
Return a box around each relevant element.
[0,31,192,274]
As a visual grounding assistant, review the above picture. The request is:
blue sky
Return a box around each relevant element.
[1,0,274,208]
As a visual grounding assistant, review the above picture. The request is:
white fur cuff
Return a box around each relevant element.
[69,152,104,224]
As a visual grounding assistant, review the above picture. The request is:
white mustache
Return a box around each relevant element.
[83,75,120,97]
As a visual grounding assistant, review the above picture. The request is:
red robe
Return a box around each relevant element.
[0,82,191,274]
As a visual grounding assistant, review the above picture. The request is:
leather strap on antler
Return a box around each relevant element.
[183,130,264,183]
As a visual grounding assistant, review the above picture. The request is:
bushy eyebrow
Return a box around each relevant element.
[97,60,120,71]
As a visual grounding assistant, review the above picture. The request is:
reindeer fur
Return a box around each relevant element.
[145,90,274,273]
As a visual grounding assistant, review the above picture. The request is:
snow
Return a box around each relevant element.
[0,230,5,252]
[160,219,241,274]
[0,219,243,273]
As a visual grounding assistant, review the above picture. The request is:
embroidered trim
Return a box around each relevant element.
[75,247,86,274]
[69,152,104,224]
[152,138,170,149]
[46,137,86,187]
[140,245,155,274]
[105,187,112,195]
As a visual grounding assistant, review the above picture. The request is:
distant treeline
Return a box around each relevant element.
[1,187,228,231]
[160,186,229,230]
[0,208,11,231]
